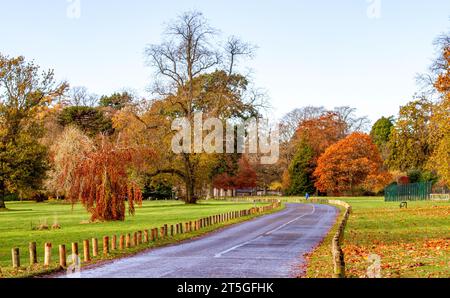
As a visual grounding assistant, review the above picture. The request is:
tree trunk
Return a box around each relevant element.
[185,177,197,204]
[0,185,6,209]
[182,153,198,204]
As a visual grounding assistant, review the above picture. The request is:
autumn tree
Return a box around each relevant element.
[314,133,391,195]
[54,135,146,221]
[45,126,94,198]
[386,98,434,171]
[427,40,450,186]
[282,112,347,190]
[115,11,261,204]
[278,106,327,176]
[279,106,327,143]
[213,157,257,191]
[295,112,347,158]
[279,107,366,171]
[0,54,68,208]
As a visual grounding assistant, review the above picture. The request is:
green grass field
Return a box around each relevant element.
[305,197,450,278]
[1,197,448,278]
[0,200,272,273]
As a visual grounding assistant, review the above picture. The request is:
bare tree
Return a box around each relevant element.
[225,36,256,75]
[68,86,98,107]
[143,11,259,204]
[333,106,371,133]
[146,11,220,106]
[417,31,450,100]
[280,106,326,142]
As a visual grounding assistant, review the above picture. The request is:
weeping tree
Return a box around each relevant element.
[52,128,147,221]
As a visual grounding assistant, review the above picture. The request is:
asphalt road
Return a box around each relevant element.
[68,203,338,278]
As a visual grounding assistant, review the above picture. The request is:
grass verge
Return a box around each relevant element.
[303,197,450,278]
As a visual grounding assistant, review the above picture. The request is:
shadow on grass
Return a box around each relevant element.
[0,208,33,213]
[137,201,250,210]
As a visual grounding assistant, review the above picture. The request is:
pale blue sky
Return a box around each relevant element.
[1,0,449,123]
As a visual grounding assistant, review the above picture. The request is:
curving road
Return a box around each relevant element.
[68,203,338,278]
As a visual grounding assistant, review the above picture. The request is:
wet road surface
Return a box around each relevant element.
[68,203,337,278]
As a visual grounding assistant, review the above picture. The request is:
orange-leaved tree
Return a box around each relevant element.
[294,112,347,158]
[55,131,149,221]
[282,112,347,194]
[313,132,391,195]
[428,44,450,186]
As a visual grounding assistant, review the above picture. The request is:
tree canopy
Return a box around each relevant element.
[0,54,68,208]
[314,133,391,195]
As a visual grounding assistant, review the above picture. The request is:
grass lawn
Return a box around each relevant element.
[305,197,450,278]
[0,200,275,277]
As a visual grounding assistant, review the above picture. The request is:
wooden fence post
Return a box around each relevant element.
[11,248,20,268]
[83,240,90,262]
[119,235,125,250]
[29,242,37,266]
[103,236,109,255]
[71,242,79,264]
[44,242,52,266]
[133,232,138,247]
[144,230,149,243]
[126,234,131,248]
[92,238,98,257]
[150,229,155,241]
[137,231,142,245]
[59,245,67,268]
[111,235,117,251]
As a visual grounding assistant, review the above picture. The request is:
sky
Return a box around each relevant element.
[1,0,449,123]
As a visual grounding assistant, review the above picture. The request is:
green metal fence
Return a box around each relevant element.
[384,182,432,202]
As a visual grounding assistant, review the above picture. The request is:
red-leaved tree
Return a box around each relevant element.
[213,157,257,190]
[61,137,145,221]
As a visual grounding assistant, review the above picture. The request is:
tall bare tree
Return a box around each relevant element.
[140,11,260,204]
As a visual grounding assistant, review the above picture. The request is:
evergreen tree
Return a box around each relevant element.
[286,141,316,196]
